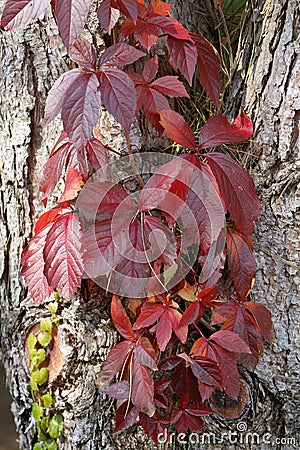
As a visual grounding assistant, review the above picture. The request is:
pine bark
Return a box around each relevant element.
[0,0,299,449]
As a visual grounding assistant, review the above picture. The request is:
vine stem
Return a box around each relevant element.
[124,131,145,188]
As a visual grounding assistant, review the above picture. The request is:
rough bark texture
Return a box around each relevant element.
[0,1,299,450]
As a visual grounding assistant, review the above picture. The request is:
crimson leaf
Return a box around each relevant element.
[198,113,253,150]
[159,109,196,148]
[21,223,54,304]
[190,32,222,109]
[226,228,256,301]
[244,302,275,342]
[111,295,136,341]
[99,43,145,66]
[205,152,261,236]
[97,0,120,34]
[68,37,97,70]
[44,212,83,299]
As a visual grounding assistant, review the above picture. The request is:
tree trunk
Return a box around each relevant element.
[0,1,299,450]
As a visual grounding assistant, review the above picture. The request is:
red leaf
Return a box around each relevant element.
[209,330,251,353]
[149,16,191,40]
[62,72,101,149]
[244,302,275,342]
[143,89,170,134]
[183,160,225,253]
[155,309,173,351]
[139,412,167,445]
[142,55,158,83]
[1,0,50,30]
[191,337,242,399]
[98,340,134,389]
[58,168,83,203]
[226,229,256,300]
[198,113,253,150]
[133,302,165,330]
[34,203,69,234]
[212,300,264,370]
[85,138,109,172]
[99,68,136,132]
[111,295,136,341]
[55,0,90,48]
[81,220,121,278]
[133,20,159,51]
[76,181,129,221]
[134,337,157,370]
[170,402,212,434]
[114,403,139,432]
[146,0,171,17]
[43,68,82,127]
[21,223,54,304]
[143,215,177,266]
[167,37,197,86]
[159,109,196,148]
[116,0,138,22]
[131,357,155,416]
[99,43,145,66]
[68,37,97,70]
[190,32,222,109]
[44,212,83,299]
[179,301,204,328]
[97,0,120,34]
[39,142,72,201]
[104,380,129,399]
[150,76,189,98]
[205,152,260,236]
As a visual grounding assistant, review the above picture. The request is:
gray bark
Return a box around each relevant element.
[0,0,299,449]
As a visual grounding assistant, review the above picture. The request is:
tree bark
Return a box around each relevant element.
[0,1,299,450]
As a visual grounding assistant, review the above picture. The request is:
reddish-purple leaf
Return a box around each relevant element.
[39,142,73,201]
[167,37,197,86]
[43,69,82,127]
[209,330,251,353]
[114,403,139,432]
[97,0,120,34]
[98,340,134,389]
[68,37,97,70]
[198,113,253,150]
[190,32,222,109]
[1,0,50,30]
[62,72,101,149]
[55,0,90,48]
[104,380,130,399]
[85,138,109,172]
[142,55,158,83]
[99,68,136,132]
[179,301,204,328]
[21,223,54,304]
[143,89,170,134]
[133,20,159,51]
[134,337,157,370]
[150,76,189,98]
[58,168,83,203]
[139,412,167,445]
[100,43,145,66]
[131,357,155,416]
[244,302,275,342]
[44,212,83,299]
[205,152,260,236]
[155,309,173,351]
[111,295,136,341]
[143,215,177,266]
[226,229,256,301]
[159,109,196,149]
[212,300,264,370]
[116,0,138,22]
